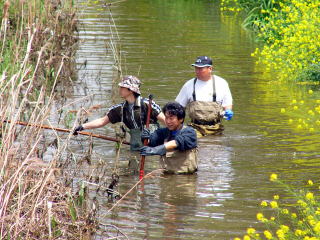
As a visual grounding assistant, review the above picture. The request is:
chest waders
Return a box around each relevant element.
[160,126,198,174]
[187,77,224,136]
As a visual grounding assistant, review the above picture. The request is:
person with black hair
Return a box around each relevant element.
[73,75,166,151]
[140,102,198,174]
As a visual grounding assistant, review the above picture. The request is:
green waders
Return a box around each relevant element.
[159,126,198,174]
[187,77,224,137]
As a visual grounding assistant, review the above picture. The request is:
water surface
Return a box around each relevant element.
[72,0,320,239]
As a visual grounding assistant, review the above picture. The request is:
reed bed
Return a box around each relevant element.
[0,0,98,239]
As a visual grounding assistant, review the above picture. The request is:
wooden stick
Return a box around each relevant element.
[3,120,130,145]
[139,95,153,179]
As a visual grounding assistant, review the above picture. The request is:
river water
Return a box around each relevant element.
[73,0,320,239]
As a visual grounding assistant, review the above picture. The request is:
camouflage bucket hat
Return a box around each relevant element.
[118,75,141,94]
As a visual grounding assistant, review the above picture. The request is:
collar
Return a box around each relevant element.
[124,95,141,107]
[170,124,184,137]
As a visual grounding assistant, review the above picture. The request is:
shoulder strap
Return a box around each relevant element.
[140,97,147,128]
[192,78,197,101]
[192,77,216,102]
[212,76,216,102]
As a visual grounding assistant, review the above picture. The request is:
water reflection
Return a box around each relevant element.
[73,0,320,239]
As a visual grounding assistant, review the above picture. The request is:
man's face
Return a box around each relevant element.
[119,87,132,98]
[195,66,212,81]
[165,112,183,131]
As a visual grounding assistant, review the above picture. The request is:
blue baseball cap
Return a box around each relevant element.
[191,56,213,67]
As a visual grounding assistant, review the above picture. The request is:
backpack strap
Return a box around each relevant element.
[140,97,147,129]
[192,77,216,102]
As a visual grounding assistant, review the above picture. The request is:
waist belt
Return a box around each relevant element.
[192,119,216,125]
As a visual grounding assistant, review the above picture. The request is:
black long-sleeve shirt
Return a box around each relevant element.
[149,126,197,151]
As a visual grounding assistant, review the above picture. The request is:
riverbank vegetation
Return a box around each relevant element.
[221,0,320,82]
[235,174,320,240]
[0,0,98,238]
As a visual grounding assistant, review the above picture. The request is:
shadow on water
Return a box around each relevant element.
[72,0,320,239]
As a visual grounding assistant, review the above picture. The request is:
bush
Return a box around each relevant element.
[295,64,320,83]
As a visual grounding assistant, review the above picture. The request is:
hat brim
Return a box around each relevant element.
[118,82,141,94]
[191,64,212,67]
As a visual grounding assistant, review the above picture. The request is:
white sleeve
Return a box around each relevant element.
[175,81,191,108]
[221,82,233,107]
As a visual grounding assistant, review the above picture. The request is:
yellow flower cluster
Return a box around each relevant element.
[252,0,320,81]
[220,0,242,12]
[235,176,320,240]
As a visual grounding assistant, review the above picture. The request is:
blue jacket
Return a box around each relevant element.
[149,126,197,151]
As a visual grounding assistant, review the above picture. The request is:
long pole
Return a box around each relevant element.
[139,95,153,179]
[3,120,130,145]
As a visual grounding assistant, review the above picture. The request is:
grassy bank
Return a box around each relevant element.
[0,0,99,238]
[221,0,320,82]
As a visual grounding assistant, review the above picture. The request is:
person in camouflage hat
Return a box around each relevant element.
[73,75,166,151]
[118,75,141,94]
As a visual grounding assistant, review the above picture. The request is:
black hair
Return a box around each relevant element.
[133,92,140,98]
[162,102,185,121]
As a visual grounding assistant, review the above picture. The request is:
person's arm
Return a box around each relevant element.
[174,127,197,151]
[175,80,191,108]
[223,105,233,110]
[156,112,166,126]
[164,140,178,150]
[82,115,110,130]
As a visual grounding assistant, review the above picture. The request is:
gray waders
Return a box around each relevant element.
[187,77,224,137]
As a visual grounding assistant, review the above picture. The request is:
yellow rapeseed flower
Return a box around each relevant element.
[270,201,278,208]
[309,89,313,94]
[281,208,289,214]
[297,200,307,207]
[264,230,273,239]
[293,106,299,110]
[308,180,313,185]
[257,213,264,221]
[295,229,303,236]
[270,173,278,181]
[261,201,268,207]
[306,192,314,200]
[273,195,279,200]
[280,108,285,113]
[314,222,320,233]
[247,228,256,235]
[292,213,297,218]
[243,235,251,240]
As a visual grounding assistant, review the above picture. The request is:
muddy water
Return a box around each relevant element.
[73,0,320,239]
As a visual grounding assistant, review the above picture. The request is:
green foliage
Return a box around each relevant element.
[295,64,320,83]
[222,0,320,82]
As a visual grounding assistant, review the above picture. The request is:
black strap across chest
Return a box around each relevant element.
[192,77,216,102]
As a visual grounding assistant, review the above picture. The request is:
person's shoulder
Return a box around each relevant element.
[186,77,196,84]
[214,75,229,85]
[181,126,196,134]
[141,96,161,112]
[108,103,123,111]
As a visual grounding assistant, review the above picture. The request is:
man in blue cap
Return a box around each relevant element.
[175,56,233,136]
